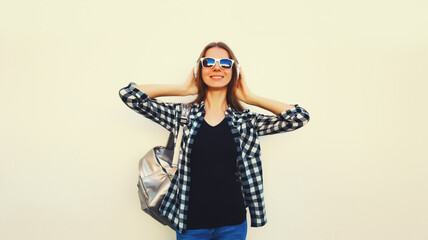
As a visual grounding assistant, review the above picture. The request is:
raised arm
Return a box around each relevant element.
[247,93,310,136]
[132,66,198,98]
[131,82,188,98]
[118,82,185,132]
[118,68,198,132]
[234,66,310,136]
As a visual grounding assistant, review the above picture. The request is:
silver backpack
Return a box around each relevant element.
[137,103,191,230]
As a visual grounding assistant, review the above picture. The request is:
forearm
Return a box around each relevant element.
[247,93,296,115]
[134,84,187,98]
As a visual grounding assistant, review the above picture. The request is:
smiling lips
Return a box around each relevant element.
[210,75,224,80]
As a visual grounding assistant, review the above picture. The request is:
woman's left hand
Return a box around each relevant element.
[234,66,253,104]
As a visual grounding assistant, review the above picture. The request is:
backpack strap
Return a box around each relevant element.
[180,103,191,124]
[171,103,191,167]
[166,103,191,150]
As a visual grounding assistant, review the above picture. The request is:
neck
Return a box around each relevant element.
[204,87,228,113]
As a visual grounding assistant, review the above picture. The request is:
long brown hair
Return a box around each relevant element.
[187,42,247,112]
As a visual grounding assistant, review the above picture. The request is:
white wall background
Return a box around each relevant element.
[1,0,427,239]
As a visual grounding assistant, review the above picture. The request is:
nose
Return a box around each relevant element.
[212,61,221,71]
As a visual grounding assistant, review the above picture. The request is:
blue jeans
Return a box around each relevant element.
[175,219,247,240]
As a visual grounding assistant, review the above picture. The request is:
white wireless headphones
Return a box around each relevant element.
[193,57,240,80]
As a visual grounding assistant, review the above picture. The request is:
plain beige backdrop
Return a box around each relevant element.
[1,0,427,239]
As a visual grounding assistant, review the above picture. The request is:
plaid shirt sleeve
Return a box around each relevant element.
[253,104,310,136]
[118,82,180,133]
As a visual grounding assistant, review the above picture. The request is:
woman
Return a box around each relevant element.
[118,42,310,239]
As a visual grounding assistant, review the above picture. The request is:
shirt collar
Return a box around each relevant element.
[195,100,234,115]
[193,100,250,118]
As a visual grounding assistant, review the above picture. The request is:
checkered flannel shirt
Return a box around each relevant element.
[119,82,310,234]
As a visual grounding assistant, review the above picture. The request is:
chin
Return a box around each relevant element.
[204,80,230,88]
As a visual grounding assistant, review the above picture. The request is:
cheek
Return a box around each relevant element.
[224,73,233,81]
[201,68,210,75]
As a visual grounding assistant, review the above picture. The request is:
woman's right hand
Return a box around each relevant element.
[182,66,199,96]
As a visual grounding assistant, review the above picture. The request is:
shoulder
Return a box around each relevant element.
[229,108,258,123]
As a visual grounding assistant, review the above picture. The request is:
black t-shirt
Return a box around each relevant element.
[186,116,247,230]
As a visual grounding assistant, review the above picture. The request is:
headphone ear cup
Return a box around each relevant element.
[193,60,198,79]
[236,61,240,80]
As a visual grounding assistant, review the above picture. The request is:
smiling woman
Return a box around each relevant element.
[118,41,310,239]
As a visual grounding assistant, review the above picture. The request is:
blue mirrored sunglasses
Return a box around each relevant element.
[200,57,234,70]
